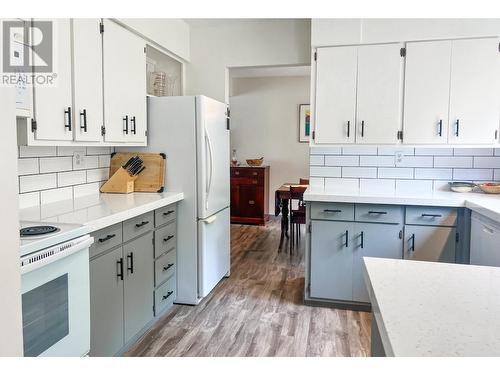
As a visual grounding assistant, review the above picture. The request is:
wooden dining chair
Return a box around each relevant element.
[289,185,307,253]
[299,178,310,185]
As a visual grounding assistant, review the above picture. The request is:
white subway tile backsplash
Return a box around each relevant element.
[98,155,112,168]
[342,167,377,178]
[309,177,325,189]
[397,156,433,168]
[87,168,109,183]
[325,155,359,167]
[360,179,395,194]
[41,187,73,204]
[414,168,453,180]
[342,146,377,155]
[378,146,415,156]
[19,174,57,193]
[453,169,493,181]
[414,148,453,156]
[473,157,500,169]
[433,180,450,191]
[74,155,99,170]
[18,158,39,175]
[19,146,56,158]
[325,178,359,191]
[495,149,500,156]
[310,146,342,155]
[396,180,433,194]
[57,171,86,187]
[495,169,500,180]
[73,182,101,198]
[378,168,413,179]
[434,156,473,168]
[454,148,494,156]
[86,146,113,155]
[360,155,395,167]
[310,166,341,178]
[57,146,86,157]
[19,192,40,208]
[39,157,73,173]
[309,155,324,166]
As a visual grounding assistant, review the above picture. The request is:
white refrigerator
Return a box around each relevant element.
[125,95,230,305]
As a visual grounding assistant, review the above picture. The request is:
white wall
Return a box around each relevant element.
[312,19,500,47]
[118,18,190,61]
[186,19,311,103]
[230,75,310,212]
[0,85,23,356]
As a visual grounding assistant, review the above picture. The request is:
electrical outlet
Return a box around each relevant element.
[73,151,85,168]
[395,151,404,166]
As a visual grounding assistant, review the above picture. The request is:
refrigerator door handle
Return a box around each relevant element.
[205,127,214,210]
[199,215,217,224]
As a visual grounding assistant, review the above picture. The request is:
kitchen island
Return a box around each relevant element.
[363,257,500,356]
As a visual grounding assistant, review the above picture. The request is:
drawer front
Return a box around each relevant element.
[155,204,176,228]
[310,202,354,221]
[89,223,123,258]
[405,206,457,227]
[154,222,176,258]
[355,204,403,224]
[231,168,264,178]
[155,249,176,287]
[154,276,176,316]
[230,177,262,186]
[123,211,154,242]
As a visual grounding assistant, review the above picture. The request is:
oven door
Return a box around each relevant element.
[21,244,90,357]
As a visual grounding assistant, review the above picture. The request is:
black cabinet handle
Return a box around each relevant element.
[64,107,72,131]
[367,211,387,215]
[408,234,415,252]
[117,258,124,280]
[98,234,116,243]
[131,116,136,135]
[80,109,87,132]
[360,231,364,249]
[162,291,174,300]
[421,213,442,218]
[123,115,129,134]
[324,209,342,213]
[127,252,134,274]
[135,221,149,228]
[361,120,365,137]
[344,230,349,248]
[346,121,350,138]
[163,263,174,272]
[438,119,442,137]
[163,235,174,242]
[455,119,460,137]
[163,210,175,216]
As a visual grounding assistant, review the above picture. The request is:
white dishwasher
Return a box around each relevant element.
[470,212,500,267]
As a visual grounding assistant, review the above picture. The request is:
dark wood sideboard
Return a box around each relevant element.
[230,166,270,225]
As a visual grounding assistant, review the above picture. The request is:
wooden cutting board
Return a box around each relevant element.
[109,152,166,193]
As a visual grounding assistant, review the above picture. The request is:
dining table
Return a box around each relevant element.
[275,183,309,250]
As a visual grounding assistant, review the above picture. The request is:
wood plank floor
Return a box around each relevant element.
[125,218,371,357]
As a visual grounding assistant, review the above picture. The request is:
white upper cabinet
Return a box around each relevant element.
[314,46,357,144]
[103,20,147,144]
[72,19,104,142]
[403,40,452,144]
[448,38,500,145]
[32,19,73,141]
[356,43,403,144]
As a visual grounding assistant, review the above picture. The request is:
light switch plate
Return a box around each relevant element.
[73,151,85,168]
[395,152,404,166]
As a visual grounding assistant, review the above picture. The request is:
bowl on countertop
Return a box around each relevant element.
[478,183,500,194]
[448,181,476,193]
[246,157,264,167]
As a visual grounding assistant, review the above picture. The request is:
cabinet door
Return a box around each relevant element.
[404,225,456,263]
[89,246,124,357]
[32,19,73,141]
[356,43,403,144]
[314,46,357,144]
[352,223,403,303]
[310,220,354,301]
[470,215,500,267]
[72,19,103,142]
[103,20,147,144]
[123,232,154,342]
[449,38,500,144]
[237,185,264,218]
[403,40,452,144]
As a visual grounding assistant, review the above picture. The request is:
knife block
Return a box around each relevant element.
[100,167,138,194]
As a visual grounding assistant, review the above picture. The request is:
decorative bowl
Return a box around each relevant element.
[246,157,264,167]
[448,181,476,193]
[479,183,500,194]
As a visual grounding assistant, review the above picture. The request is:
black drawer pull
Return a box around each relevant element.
[162,210,175,216]
[163,235,174,242]
[80,109,87,132]
[408,234,415,252]
[368,211,387,215]
[346,121,350,138]
[64,107,72,131]
[324,209,342,213]
[361,120,365,137]
[123,115,129,134]
[131,116,136,135]
[117,258,124,280]
[98,234,116,243]
[163,263,174,272]
[360,231,364,249]
[162,291,174,300]
[455,119,460,137]
[438,119,443,137]
[344,230,349,248]
[127,252,134,274]
[135,221,149,228]
[421,213,442,218]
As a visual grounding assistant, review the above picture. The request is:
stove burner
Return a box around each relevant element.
[20,225,60,237]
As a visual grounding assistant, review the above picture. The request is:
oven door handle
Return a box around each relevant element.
[21,236,94,275]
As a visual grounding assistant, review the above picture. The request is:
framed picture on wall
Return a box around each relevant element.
[298,104,311,143]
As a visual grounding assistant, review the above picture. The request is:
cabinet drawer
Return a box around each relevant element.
[154,222,176,258]
[155,204,176,228]
[230,177,262,186]
[355,204,403,224]
[123,211,154,242]
[154,276,176,316]
[405,206,457,227]
[310,202,354,221]
[89,223,122,258]
[231,168,264,178]
[155,249,176,287]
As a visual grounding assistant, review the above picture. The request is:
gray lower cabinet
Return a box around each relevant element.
[404,225,456,263]
[89,246,124,357]
[123,232,154,342]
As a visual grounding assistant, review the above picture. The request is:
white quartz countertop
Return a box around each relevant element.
[363,257,500,356]
[304,187,500,222]
[19,192,184,232]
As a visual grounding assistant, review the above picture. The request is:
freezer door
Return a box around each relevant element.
[198,207,230,298]
[197,96,230,219]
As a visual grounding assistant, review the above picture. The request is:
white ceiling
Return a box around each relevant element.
[229,65,311,78]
